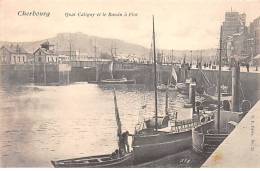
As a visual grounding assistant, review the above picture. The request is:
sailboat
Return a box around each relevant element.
[167,66,178,90]
[51,89,133,168]
[89,62,136,84]
[157,65,168,91]
[157,66,177,91]
[132,16,194,165]
[176,59,189,94]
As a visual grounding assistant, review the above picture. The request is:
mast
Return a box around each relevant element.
[94,40,97,69]
[217,25,223,134]
[70,33,72,61]
[56,42,59,64]
[33,47,35,84]
[152,15,158,131]
[113,88,122,150]
[149,42,153,64]
[111,42,113,57]
[94,40,97,59]
[165,88,169,115]
[171,49,173,63]
[190,50,193,67]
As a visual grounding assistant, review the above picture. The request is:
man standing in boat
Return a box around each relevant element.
[121,131,133,153]
[118,133,125,152]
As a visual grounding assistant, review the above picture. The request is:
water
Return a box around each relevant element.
[0,83,189,167]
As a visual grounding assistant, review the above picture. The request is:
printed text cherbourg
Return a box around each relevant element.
[18,11,50,17]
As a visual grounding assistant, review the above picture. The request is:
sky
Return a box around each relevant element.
[0,0,260,50]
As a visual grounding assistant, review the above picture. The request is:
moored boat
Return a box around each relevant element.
[51,89,133,167]
[51,153,132,168]
[157,84,167,91]
[176,82,189,94]
[157,84,177,91]
[132,129,192,164]
[99,78,136,84]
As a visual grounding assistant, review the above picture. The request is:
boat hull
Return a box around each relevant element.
[132,130,192,165]
[99,79,136,84]
[192,120,228,156]
[88,79,136,84]
[51,153,133,168]
[176,83,189,94]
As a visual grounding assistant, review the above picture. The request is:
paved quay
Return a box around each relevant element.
[190,65,260,73]
[202,100,260,168]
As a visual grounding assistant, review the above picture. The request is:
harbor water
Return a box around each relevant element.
[0,83,189,167]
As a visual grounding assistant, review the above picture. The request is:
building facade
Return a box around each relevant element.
[0,44,28,64]
[252,16,260,56]
[222,9,260,64]
[33,41,58,63]
[222,11,246,41]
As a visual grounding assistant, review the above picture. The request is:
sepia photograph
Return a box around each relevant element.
[0,0,259,168]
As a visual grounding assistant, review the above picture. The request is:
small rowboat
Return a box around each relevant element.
[51,89,133,168]
[51,152,133,168]
[100,78,136,84]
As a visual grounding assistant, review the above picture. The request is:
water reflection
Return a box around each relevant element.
[0,83,188,167]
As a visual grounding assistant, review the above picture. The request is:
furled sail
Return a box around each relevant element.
[171,66,178,83]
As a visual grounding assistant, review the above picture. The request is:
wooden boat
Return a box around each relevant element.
[176,82,189,94]
[167,84,177,91]
[157,84,177,91]
[133,128,192,164]
[99,78,136,84]
[157,84,167,91]
[51,89,133,167]
[51,153,132,168]
[132,16,195,165]
[192,119,228,156]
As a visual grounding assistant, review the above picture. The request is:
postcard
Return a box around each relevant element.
[0,0,259,168]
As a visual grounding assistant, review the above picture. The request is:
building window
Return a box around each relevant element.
[38,57,42,62]
[23,56,25,62]
[47,57,49,62]
[18,56,20,62]
[39,51,41,55]
[14,56,16,62]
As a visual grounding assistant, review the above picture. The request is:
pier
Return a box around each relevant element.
[202,99,260,168]
[1,61,260,105]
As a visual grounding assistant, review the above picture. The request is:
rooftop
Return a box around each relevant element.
[1,44,27,54]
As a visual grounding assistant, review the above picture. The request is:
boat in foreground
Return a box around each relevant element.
[51,89,133,167]
[51,153,132,168]
[132,128,192,164]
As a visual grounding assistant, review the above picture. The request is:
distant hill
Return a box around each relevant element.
[0,32,217,62]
